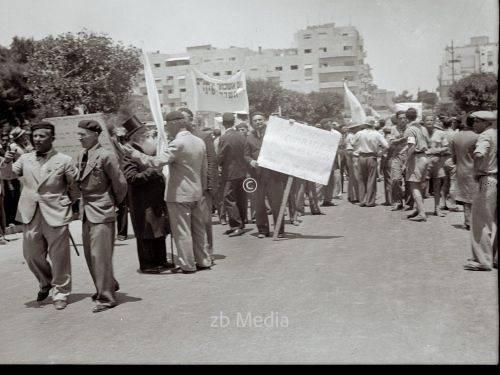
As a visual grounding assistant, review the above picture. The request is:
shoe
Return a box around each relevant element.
[117,235,127,241]
[0,236,7,245]
[433,210,445,217]
[92,303,116,313]
[292,220,300,226]
[196,265,211,271]
[181,269,197,274]
[311,211,325,215]
[228,228,244,237]
[403,206,413,211]
[91,293,98,301]
[223,228,235,235]
[463,263,491,271]
[448,206,460,212]
[53,300,67,310]
[408,215,427,222]
[390,204,403,211]
[321,202,334,207]
[365,204,376,207]
[277,233,284,238]
[161,262,176,269]
[37,287,51,302]
[406,210,418,219]
[464,224,470,230]
[382,202,392,206]
[257,233,266,239]
[220,219,227,225]
[439,205,449,211]
[140,268,161,274]
[359,203,366,207]
[333,195,343,200]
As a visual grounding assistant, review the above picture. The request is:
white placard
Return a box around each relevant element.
[257,116,340,185]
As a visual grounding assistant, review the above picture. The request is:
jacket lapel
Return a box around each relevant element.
[27,153,41,184]
[81,145,101,181]
[37,151,61,187]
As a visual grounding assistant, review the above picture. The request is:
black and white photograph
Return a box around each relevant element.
[0,0,497,365]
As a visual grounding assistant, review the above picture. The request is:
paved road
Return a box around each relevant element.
[0,185,497,364]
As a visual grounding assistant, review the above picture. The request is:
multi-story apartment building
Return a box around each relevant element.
[437,36,499,103]
[133,23,381,121]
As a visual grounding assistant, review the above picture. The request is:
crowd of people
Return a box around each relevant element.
[0,104,496,314]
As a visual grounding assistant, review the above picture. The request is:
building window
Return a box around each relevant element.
[213,72,220,76]
[306,78,313,81]
[342,33,349,36]
[303,34,312,39]
[203,59,211,62]
[318,32,327,36]
[343,46,353,51]
[344,60,355,66]
[154,63,161,68]
[305,69,313,78]
[167,76,173,80]
[319,47,327,52]
[158,90,162,94]
[180,88,186,92]
[226,70,232,75]
[304,49,312,54]
[229,57,236,61]
[320,63,328,68]
[290,65,298,70]
[178,79,186,86]
[167,89,173,94]
[216,58,224,61]
[488,61,493,66]
[250,68,258,71]
[275,66,283,71]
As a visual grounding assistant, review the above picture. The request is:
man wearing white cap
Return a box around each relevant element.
[464,111,497,271]
[352,116,388,207]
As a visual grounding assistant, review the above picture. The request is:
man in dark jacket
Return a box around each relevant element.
[218,113,248,237]
[123,120,170,274]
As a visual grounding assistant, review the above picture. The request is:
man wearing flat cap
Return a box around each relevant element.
[0,121,80,310]
[121,111,211,273]
[77,119,127,312]
[463,111,497,271]
[218,112,248,237]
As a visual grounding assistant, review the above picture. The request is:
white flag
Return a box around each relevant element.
[344,81,366,125]
[142,50,167,154]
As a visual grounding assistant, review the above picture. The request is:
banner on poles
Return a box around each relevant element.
[257,116,341,185]
[44,113,113,161]
[395,102,423,120]
[191,68,249,114]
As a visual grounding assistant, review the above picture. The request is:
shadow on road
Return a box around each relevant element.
[277,232,343,240]
[116,292,142,304]
[452,224,468,231]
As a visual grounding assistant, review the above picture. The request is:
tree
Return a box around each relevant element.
[307,91,343,124]
[0,38,36,126]
[417,90,438,107]
[279,89,314,123]
[449,72,497,112]
[27,30,141,119]
[246,79,282,116]
[394,90,414,103]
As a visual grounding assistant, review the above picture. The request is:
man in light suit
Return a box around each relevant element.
[77,120,127,313]
[122,111,211,273]
[0,122,80,310]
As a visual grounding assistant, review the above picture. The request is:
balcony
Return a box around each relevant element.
[318,65,358,73]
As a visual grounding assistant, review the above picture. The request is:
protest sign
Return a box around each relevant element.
[257,116,341,185]
[44,113,113,161]
[191,68,249,114]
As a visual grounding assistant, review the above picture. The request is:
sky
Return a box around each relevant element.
[0,0,498,94]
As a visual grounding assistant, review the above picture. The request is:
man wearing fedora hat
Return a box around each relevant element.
[352,116,388,207]
[77,119,127,312]
[0,122,80,310]
[463,110,497,271]
[121,111,212,273]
